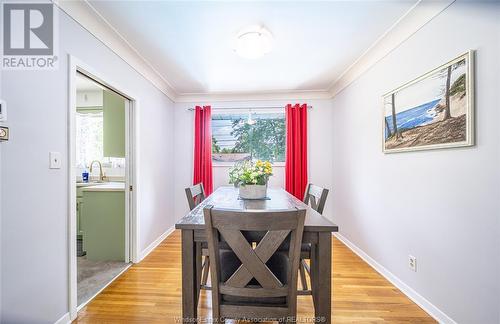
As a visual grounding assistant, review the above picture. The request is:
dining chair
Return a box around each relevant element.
[299,183,329,295]
[303,183,329,215]
[204,206,306,323]
[185,183,211,289]
[185,183,206,211]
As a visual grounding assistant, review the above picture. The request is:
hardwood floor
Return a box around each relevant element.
[75,230,436,323]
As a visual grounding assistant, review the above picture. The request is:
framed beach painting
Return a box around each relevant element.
[383,51,474,153]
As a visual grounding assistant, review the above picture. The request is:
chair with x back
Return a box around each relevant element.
[204,206,306,323]
[299,183,329,295]
[303,184,329,215]
[185,183,211,289]
[185,183,206,211]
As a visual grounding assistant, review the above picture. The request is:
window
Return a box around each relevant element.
[76,110,104,167]
[76,110,125,169]
[212,110,286,163]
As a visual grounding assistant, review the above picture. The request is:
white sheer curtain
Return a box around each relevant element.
[76,111,103,168]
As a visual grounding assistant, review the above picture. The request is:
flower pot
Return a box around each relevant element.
[239,184,267,200]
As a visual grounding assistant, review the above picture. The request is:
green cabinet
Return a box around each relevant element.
[77,197,84,235]
[76,187,86,255]
[81,189,125,261]
[103,90,125,157]
[76,187,85,236]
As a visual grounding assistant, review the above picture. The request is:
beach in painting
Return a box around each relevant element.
[384,57,468,151]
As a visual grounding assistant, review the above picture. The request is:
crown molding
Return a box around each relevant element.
[328,0,455,98]
[175,89,332,103]
[54,0,454,104]
[53,0,178,101]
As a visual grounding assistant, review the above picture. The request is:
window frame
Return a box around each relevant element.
[211,108,286,167]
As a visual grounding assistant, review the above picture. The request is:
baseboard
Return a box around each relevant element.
[138,225,175,261]
[334,233,456,324]
[54,312,71,324]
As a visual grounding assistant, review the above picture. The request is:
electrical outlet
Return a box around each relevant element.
[408,255,417,272]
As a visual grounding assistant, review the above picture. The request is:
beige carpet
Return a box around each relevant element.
[77,257,129,305]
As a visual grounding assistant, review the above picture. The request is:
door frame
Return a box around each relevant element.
[68,55,139,320]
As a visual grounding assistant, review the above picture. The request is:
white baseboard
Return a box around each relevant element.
[54,312,71,324]
[139,226,175,261]
[334,233,456,324]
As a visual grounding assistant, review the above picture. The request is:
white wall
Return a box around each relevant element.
[0,8,175,324]
[0,68,3,321]
[173,99,335,224]
[330,1,500,323]
[213,165,285,190]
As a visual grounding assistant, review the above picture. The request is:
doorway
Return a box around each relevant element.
[68,57,137,319]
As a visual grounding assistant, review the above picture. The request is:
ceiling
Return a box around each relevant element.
[76,73,103,91]
[87,1,417,96]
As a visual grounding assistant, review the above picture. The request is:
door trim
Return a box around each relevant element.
[68,55,139,320]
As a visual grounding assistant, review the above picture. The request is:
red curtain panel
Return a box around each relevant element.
[285,103,308,200]
[193,105,213,195]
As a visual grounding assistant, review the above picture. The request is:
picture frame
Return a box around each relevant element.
[382,50,475,153]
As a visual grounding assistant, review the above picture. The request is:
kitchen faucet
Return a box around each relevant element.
[89,160,105,182]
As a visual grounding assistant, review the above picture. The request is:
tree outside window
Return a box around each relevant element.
[212,111,285,163]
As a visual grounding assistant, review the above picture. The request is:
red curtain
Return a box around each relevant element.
[285,103,308,200]
[193,105,213,195]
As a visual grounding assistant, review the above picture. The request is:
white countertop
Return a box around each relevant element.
[82,182,125,192]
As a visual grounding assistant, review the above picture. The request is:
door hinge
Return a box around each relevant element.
[129,185,133,191]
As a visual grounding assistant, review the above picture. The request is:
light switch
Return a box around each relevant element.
[49,151,62,169]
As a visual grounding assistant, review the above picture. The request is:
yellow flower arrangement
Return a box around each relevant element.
[229,160,273,186]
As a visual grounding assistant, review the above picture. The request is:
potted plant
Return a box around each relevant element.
[229,160,273,199]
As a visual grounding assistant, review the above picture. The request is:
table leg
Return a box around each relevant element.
[310,243,318,307]
[182,229,198,323]
[195,242,202,306]
[314,232,332,323]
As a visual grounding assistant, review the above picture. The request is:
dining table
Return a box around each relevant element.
[175,186,339,323]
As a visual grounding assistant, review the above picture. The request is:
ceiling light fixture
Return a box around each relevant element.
[234,25,273,59]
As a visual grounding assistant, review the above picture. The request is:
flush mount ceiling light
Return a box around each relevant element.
[234,25,273,59]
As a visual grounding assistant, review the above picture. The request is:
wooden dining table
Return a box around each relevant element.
[175,186,339,323]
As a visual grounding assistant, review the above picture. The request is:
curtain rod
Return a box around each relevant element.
[186,105,312,111]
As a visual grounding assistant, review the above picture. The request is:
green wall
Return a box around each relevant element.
[103,90,125,157]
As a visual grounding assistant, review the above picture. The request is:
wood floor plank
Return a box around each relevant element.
[74,230,436,323]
